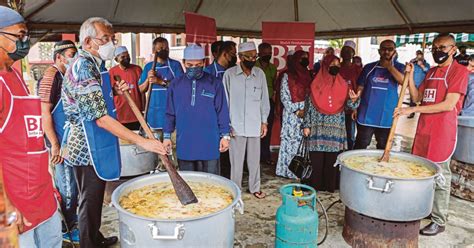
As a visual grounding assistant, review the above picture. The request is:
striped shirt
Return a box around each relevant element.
[38,66,63,106]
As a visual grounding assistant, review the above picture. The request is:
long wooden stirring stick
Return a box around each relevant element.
[379,70,410,162]
[114,75,198,205]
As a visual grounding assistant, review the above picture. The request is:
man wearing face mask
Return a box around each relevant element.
[37,40,80,244]
[223,41,270,199]
[407,50,430,118]
[138,37,184,131]
[109,46,143,130]
[354,39,405,150]
[204,40,237,178]
[394,33,469,236]
[0,6,62,247]
[339,40,362,150]
[163,44,230,175]
[62,17,166,247]
[204,41,237,81]
[256,42,278,166]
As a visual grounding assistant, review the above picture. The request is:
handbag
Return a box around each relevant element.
[288,137,312,180]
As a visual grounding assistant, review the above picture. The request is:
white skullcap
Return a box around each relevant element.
[343,40,356,51]
[238,42,257,53]
[114,46,128,57]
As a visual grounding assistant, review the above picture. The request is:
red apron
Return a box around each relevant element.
[0,70,57,233]
[412,62,457,163]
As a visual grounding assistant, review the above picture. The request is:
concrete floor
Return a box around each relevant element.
[75,112,474,248]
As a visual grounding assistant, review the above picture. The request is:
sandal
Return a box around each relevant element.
[253,191,266,199]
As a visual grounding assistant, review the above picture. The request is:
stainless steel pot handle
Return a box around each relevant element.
[366,177,394,193]
[435,173,446,187]
[148,223,185,240]
[133,146,149,155]
[232,198,244,218]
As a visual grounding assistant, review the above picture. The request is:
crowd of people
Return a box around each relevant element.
[0,6,473,247]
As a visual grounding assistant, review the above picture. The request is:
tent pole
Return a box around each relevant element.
[294,0,299,22]
[421,33,426,52]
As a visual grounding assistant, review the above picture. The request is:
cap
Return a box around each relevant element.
[0,6,25,29]
[114,46,128,57]
[184,44,205,60]
[343,40,356,51]
[287,50,296,56]
[54,40,76,53]
[238,42,257,53]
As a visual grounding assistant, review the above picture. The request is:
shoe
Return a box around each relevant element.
[63,227,80,243]
[407,113,415,119]
[99,236,118,247]
[420,222,445,236]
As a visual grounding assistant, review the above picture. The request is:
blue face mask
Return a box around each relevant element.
[186,66,204,80]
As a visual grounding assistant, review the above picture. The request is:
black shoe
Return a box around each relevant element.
[420,222,445,236]
[99,236,118,247]
[407,113,415,119]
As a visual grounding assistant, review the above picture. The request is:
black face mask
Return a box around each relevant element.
[260,55,271,63]
[329,66,340,76]
[300,58,310,67]
[120,57,131,67]
[6,38,30,61]
[432,51,450,64]
[228,55,237,68]
[243,60,256,69]
[157,50,169,60]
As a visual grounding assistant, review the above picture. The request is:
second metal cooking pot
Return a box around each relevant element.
[336,150,443,221]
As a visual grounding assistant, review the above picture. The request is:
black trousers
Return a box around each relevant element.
[308,151,340,192]
[353,124,390,150]
[178,159,220,175]
[260,99,275,161]
[344,113,355,150]
[220,151,231,179]
[123,121,140,130]
[74,166,106,248]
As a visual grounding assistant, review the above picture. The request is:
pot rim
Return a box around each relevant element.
[336,150,441,181]
[111,171,242,222]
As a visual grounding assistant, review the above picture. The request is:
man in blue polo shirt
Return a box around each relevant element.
[138,37,184,130]
[204,41,237,81]
[163,44,230,175]
[354,40,405,149]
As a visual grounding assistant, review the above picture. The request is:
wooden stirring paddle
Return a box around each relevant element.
[114,75,198,205]
[379,70,411,162]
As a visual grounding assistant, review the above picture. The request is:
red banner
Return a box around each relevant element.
[184,12,217,63]
[262,22,315,72]
[262,22,315,146]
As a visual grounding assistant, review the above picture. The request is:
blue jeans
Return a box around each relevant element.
[19,210,62,248]
[54,163,79,230]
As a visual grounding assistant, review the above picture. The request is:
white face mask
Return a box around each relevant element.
[93,40,116,61]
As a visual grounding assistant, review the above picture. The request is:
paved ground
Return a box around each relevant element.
[65,112,474,248]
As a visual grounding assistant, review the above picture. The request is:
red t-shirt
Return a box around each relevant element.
[109,64,143,124]
[0,69,29,128]
[419,60,469,113]
[340,63,362,91]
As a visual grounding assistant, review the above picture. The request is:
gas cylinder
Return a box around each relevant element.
[275,184,318,248]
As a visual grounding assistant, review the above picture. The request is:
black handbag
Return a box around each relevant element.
[288,137,312,180]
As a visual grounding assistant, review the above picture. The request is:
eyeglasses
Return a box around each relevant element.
[241,54,258,61]
[379,47,395,52]
[429,45,454,52]
[0,31,29,42]
[93,36,118,45]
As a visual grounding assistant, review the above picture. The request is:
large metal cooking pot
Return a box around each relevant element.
[453,116,474,164]
[336,150,443,221]
[111,172,244,248]
[119,138,158,177]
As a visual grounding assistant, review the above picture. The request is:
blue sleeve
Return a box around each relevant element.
[163,78,177,139]
[214,77,231,136]
[139,63,151,85]
[394,62,405,73]
[357,64,370,87]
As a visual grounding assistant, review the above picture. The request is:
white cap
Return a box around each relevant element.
[238,42,257,53]
[114,46,128,57]
[287,50,296,56]
[184,44,205,60]
[343,40,356,51]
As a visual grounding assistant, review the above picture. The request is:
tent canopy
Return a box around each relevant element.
[6,0,474,39]
[395,33,474,46]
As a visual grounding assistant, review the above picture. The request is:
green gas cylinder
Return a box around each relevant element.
[275,184,319,248]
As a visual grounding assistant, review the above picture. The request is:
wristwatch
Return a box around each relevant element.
[222,135,231,141]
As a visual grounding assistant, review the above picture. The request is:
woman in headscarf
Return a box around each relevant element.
[276,50,312,178]
[302,55,360,192]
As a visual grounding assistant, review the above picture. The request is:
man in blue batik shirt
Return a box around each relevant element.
[163,44,230,175]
